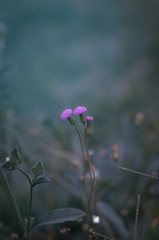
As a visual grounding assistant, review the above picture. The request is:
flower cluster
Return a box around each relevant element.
[61,106,94,134]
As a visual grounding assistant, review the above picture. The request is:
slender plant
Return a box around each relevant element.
[61,106,116,240]
[0,146,86,239]
[0,146,50,238]
[61,106,96,227]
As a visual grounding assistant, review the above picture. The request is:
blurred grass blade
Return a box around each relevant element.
[98,201,130,240]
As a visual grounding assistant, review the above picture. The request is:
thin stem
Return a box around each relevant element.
[134,194,140,240]
[118,166,159,180]
[83,124,96,227]
[27,185,33,238]
[74,124,94,225]
[74,124,85,164]
[74,124,88,199]
[16,167,33,238]
[1,171,24,228]
[16,167,32,185]
[84,124,95,195]
[89,229,115,240]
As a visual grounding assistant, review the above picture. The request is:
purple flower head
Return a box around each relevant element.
[86,116,94,123]
[74,106,87,115]
[61,109,72,120]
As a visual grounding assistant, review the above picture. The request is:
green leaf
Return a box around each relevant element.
[10,145,20,164]
[32,176,51,188]
[32,160,44,177]
[33,208,86,228]
[0,146,20,171]
[0,161,15,170]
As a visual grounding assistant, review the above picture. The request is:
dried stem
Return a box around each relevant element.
[74,124,88,199]
[118,166,159,180]
[89,229,115,240]
[83,123,96,227]
[134,194,140,240]
[84,124,96,197]
[74,123,94,225]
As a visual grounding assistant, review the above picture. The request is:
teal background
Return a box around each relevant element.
[0,1,159,239]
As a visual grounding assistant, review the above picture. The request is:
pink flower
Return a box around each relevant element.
[61,109,72,120]
[74,106,87,115]
[86,116,94,123]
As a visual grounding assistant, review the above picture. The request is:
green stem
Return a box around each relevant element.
[16,167,33,238]
[26,185,33,238]
[16,167,32,185]
[1,171,24,228]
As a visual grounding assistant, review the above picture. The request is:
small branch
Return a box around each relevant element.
[16,167,32,185]
[118,166,159,180]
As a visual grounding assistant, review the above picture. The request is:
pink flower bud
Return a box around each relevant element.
[86,116,94,123]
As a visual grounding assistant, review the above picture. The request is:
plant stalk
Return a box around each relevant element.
[74,123,94,226]
[84,124,96,197]
[134,194,140,240]
[26,185,33,238]
[83,124,96,226]
[74,124,88,199]
[16,167,33,238]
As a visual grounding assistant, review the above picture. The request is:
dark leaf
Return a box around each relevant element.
[10,145,20,164]
[32,160,44,177]
[32,176,51,187]
[33,208,86,228]
[0,146,20,171]
[0,161,15,170]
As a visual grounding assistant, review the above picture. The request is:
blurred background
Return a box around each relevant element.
[0,0,159,239]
